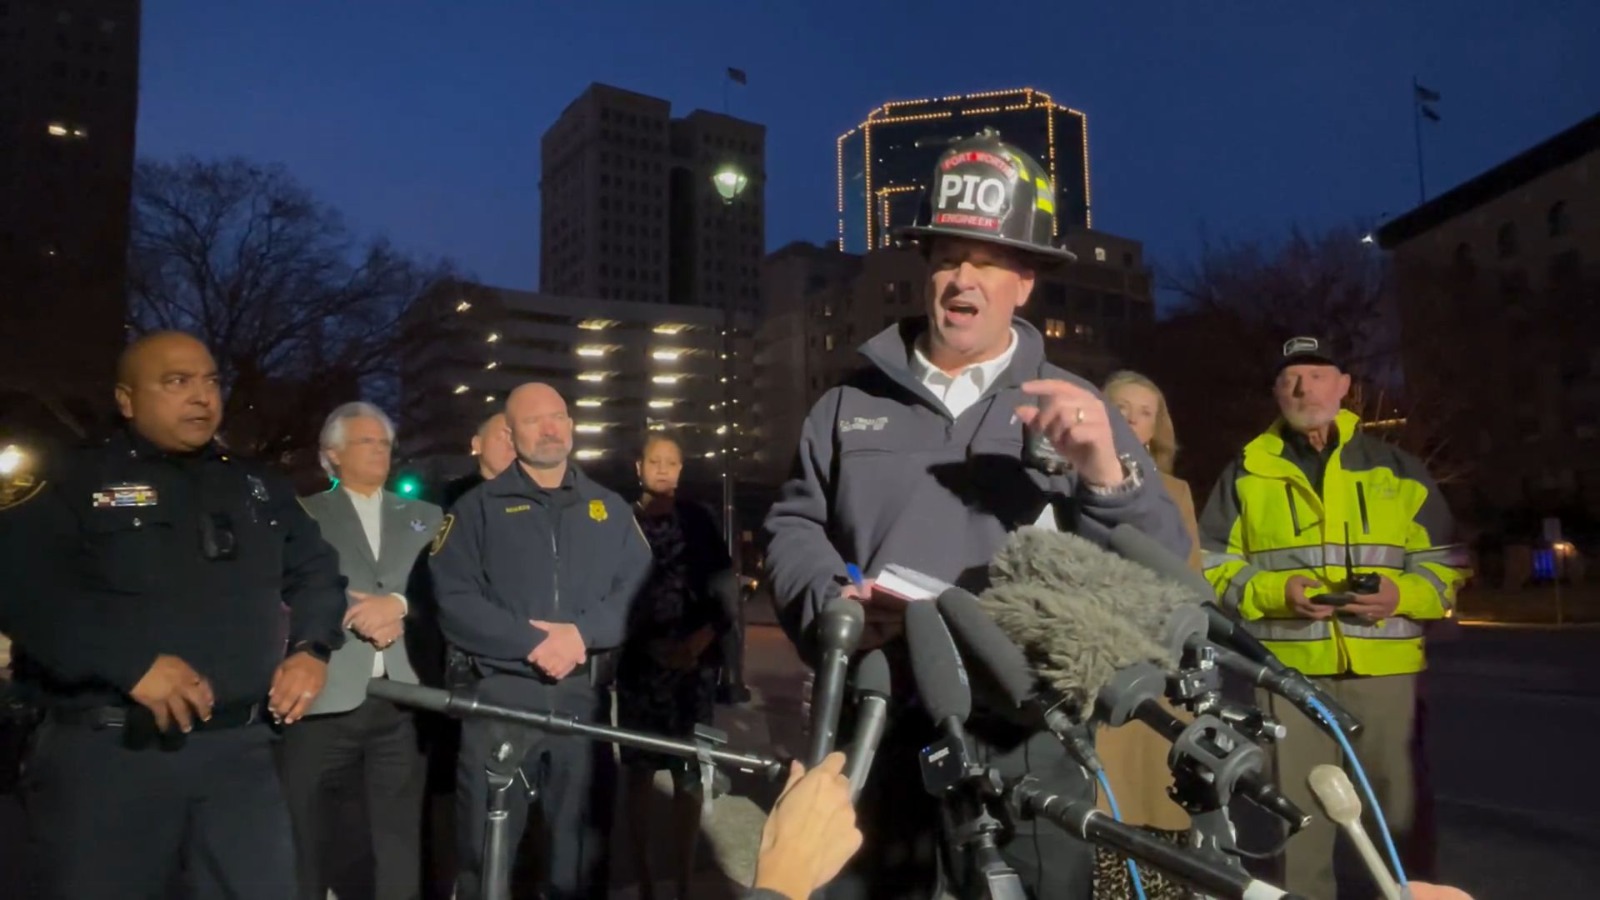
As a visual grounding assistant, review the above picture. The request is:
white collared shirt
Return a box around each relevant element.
[343,487,401,676]
[909,329,1059,531]
[909,328,1020,420]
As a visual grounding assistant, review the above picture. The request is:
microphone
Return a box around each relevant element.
[805,597,865,766]
[1007,777,1304,900]
[905,600,970,736]
[981,538,1312,832]
[365,679,787,780]
[841,649,891,802]
[1308,765,1402,900]
[934,587,1101,772]
[1106,524,1363,738]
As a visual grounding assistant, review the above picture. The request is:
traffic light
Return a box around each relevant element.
[395,474,422,498]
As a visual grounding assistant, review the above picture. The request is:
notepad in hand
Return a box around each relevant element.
[871,564,955,604]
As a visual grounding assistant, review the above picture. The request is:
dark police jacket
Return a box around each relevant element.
[0,428,348,710]
[427,462,651,679]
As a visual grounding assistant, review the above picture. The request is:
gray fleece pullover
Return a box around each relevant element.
[763,317,1191,654]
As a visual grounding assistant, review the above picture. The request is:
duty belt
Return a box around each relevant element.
[46,700,266,732]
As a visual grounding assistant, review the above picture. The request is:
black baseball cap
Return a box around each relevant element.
[1276,336,1341,373]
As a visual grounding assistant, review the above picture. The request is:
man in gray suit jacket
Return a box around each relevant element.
[278,401,444,900]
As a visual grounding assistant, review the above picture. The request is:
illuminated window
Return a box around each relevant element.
[1044,319,1066,339]
[653,323,689,335]
[453,385,469,394]
[578,319,618,330]
[575,450,605,460]
[824,334,836,351]
[485,361,498,370]
[576,398,604,408]
[648,399,675,409]
[486,333,500,343]
[575,424,605,434]
[1094,247,1107,262]
[46,123,69,137]
[577,372,607,382]
[484,395,497,403]
[575,345,609,357]
[1074,323,1095,340]
[651,349,685,361]
[652,375,681,385]
[455,300,472,312]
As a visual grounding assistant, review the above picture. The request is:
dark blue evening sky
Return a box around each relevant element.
[137,1,1599,293]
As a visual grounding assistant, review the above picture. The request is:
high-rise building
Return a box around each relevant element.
[0,0,141,417]
[836,88,1089,254]
[539,83,765,318]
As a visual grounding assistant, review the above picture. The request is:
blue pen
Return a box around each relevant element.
[844,563,867,593]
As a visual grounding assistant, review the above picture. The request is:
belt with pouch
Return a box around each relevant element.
[46,700,266,731]
[534,648,619,687]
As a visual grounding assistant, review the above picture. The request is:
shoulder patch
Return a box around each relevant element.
[430,513,455,555]
[0,474,46,512]
[588,499,608,522]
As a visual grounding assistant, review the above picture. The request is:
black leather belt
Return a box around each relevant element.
[46,701,265,732]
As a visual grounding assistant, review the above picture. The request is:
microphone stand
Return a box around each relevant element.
[1097,661,1284,870]
[369,680,787,900]
[920,729,1029,900]
[1004,776,1305,900]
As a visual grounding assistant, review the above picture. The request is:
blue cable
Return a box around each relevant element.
[1094,769,1149,900]
[1305,696,1410,889]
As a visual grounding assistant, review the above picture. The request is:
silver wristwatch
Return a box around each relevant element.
[1081,453,1144,497]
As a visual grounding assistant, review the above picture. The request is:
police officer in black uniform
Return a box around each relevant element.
[0,331,349,900]
[429,382,651,900]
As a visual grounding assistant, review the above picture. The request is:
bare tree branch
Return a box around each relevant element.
[128,157,460,465]
[1130,223,1474,497]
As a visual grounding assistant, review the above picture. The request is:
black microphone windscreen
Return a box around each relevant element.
[816,597,866,656]
[1108,523,1216,604]
[855,648,892,697]
[905,601,971,725]
[935,587,1036,709]
[978,581,1168,711]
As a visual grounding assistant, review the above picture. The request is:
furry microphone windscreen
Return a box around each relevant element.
[989,527,1196,647]
[977,580,1170,712]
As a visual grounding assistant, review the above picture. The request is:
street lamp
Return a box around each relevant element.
[710,162,752,557]
[712,164,750,204]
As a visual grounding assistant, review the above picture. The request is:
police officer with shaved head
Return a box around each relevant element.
[428,382,651,900]
[0,330,348,899]
[764,132,1190,899]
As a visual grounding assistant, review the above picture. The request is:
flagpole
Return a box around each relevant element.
[1412,75,1428,204]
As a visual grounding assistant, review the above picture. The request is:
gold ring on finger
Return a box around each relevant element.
[1074,407,1086,425]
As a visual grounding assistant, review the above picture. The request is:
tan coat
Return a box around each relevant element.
[1093,473,1201,830]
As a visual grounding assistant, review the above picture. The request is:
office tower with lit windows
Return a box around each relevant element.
[0,0,141,413]
[836,87,1089,253]
[540,83,765,318]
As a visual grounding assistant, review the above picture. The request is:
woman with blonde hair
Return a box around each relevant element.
[1091,371,1202,899]
[1103,370,1201,569]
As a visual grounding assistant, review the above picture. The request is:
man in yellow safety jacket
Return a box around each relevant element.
[1198,336,1471,900]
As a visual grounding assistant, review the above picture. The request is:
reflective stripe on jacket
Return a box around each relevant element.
[1198,410,1471,676]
